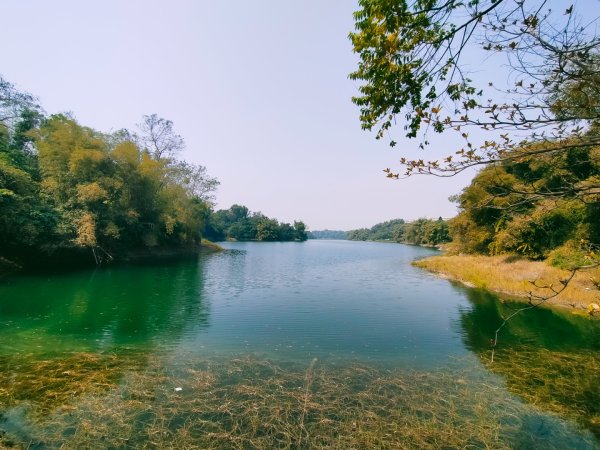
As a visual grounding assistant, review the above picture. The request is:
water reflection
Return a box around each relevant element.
[0,257,211,354]
[458,285,600,438]
[457,286,600,351]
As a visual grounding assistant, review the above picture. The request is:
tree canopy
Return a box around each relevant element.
[449,145,600,267]
[307,230,348,240]
[204,204,308,242]
[347,217,450,246]
[350,0,600,188]
[0,75,221,268]
[350,0,600,264]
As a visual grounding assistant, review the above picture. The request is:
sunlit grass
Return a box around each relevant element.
[200,239,224,252]
[414,255,600,309]
[0,352,597,449]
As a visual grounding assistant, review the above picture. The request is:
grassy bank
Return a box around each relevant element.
[414,255,600,310]
[0,241,223,279]
[200,239,224,252]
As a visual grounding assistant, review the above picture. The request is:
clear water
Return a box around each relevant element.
[1,240,599,448]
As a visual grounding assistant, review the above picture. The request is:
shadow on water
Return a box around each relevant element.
[457,285,600,439]
[0,256,212,354]
[0,255,215,447]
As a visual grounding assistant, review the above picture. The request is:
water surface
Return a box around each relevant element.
[0,241,598,448]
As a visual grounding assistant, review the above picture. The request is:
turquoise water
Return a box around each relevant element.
[0,240,598,448]
[0,241,471,364]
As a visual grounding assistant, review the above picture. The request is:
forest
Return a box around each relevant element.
[449,145,600,269]
[307,230,347,240]
[347,218,451,247]
[0,76,306,272]
[203,204,307,242]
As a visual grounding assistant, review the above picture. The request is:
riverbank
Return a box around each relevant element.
[0,240,223,279]
[414,254,600,311]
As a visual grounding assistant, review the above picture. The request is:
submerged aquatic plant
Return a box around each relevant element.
[482,346,600,439]
[0,351,597,449]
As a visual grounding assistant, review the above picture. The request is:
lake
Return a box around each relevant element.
[0,240,599,448]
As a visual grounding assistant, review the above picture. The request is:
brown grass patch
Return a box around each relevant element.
[414,254,600,309]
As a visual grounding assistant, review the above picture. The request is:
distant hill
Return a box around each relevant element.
[307,230,347,240]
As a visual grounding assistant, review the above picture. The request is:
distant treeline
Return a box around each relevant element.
[347,218,451,247]
[346,138,600,268]
[307,230,347,240]
[204,204,307,242]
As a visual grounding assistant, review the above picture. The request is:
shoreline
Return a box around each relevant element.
[0,240,224,279]
[413,254,600,313]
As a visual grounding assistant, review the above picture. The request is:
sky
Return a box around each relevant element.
[2,0,592,230]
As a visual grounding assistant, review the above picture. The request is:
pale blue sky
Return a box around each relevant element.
[2,1,593,230]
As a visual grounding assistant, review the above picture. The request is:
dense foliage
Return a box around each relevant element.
[347,218,450,247]
[0,76,219,267]
[346,219,405,241]
[449,143,600,267]
[1,76,312,269]
[204,204,307,242]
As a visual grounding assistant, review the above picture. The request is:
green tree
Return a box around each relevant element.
[347,219,406,241]
[1,76,39,127]
[0,79,57,264]
[450,147,598,260]
[278,222,295,241]
[169,161,220,204]
[1,75,220,268]
[256,218,280,241]
[293,221,308,241]
[346,228,370,241]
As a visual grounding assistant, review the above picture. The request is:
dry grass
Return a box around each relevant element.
[1,352,596,449]
[200,239,224,252]
[414,254,600,309]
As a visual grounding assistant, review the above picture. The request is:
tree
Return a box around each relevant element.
[347,219,407,241]
[256,217,280,241]
[0,76,40,127]
[136,114,185,161]
[204,204,309,242]
[450,151,598,260]
[350,4,600,343]
[0,75,220,267]
[294,220,308,241]
[169,161,220,204]
[349,0,600,195]
[278,222,295,241]
[0,80,54,260]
